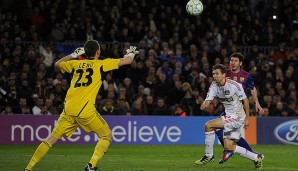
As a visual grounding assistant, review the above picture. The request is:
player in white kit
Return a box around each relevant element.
[194,64,263,170]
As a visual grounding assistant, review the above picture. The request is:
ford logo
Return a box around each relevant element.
[274,120,298,145]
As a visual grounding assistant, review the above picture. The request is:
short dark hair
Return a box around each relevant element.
[212,64,226,74]
[230,52,244,62]
[84,40,100,58]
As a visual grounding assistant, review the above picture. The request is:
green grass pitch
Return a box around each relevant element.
[0,144,297,170]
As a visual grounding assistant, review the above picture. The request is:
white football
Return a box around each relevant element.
[186,0,203,16]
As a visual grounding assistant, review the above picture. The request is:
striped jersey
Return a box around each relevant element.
[226,69,255,91]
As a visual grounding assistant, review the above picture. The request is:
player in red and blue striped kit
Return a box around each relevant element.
[217,53,264,164]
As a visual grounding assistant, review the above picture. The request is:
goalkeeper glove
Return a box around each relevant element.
[126,46,139,57]
[70,47,85,59]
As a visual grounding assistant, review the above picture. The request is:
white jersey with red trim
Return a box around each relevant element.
[206,78,247,117]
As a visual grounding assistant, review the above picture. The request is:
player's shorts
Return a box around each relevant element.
[220,115,245,140]
[52,110,111,139]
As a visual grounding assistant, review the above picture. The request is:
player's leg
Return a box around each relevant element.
[215,129,224,147]
[25,113,78,171]
[214,113,253,152]
[222,122,264,169]
[87,124,112,170]
[219,136,253,163]
[25,136,59,171]
[236,137,253,151]
[233,144,263,170]
[195,118,224,165]
[218,115,241,164]
[81,112,112,170]
[224,138,262,163]
[215,112,226,147]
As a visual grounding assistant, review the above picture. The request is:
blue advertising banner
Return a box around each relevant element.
[0,115,217,145]
[106,116,213,144]
[257,117,298,145]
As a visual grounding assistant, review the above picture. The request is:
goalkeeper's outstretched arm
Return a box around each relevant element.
[118,46,139,66]
[119,53,135,66]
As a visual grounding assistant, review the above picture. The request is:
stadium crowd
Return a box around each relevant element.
[0,0,297,117]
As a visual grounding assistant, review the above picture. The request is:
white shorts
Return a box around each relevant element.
[221,115,245,140]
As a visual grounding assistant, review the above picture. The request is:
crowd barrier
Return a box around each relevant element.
[0,115,297,145]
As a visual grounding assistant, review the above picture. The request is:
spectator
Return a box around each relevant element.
[122,77,135,103]
[7,86,18,107]
[145,95,155,115]
[153,73,171,99]
[152,97,171,116]
[51,23,64,42]
[44,97,57,115]
[173,105,187,117]
[40,44,54,68]
[157,61,173,81]
[53,73,63,86]
[47,77,55,92]
[132,85,147,103]
[102,72,118,94]
[131,97,147,115]
[271,101,285,116]
[287,101,296,116]
[99,99,118,115]
[1,105,13,114]
[32,98,44,115]
[103,89,117,103]
[60,78,69,91]
[40,105,52,115]
[180,90,194,115]
[145,66,157,89]
[166,80,185,109]
[116,97,130,115]
[14,98,31,114]
[34,78,48,99]
[175,48,186,65]
[51,83,66,112]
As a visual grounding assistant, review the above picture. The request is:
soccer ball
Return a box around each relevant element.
[186,0,203,16]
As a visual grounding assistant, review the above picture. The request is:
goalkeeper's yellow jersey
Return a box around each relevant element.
[59,58,120,117]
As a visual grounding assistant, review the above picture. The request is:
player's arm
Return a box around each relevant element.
[250,87,264,114]
[246,74,264,114]
[119,46,139,66]
[54,47,85,72]
[54,55,73,72]
[118,53,135,66]
[242,97,250,129]
[200,100,211,110]
[201,82,217,110]
[237,82,250,129]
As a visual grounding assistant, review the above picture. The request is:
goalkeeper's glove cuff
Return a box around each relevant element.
[70,47,85,59]
[70,52,78,59]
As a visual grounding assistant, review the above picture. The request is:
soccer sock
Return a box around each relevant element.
[89,137,112,167]
[25,141,52,170]
[236,137,253,152]
[205,131,215,157]
[234,145,258,161]
[215,129,224,147]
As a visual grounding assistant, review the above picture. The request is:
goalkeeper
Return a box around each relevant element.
[24,40,138,171]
